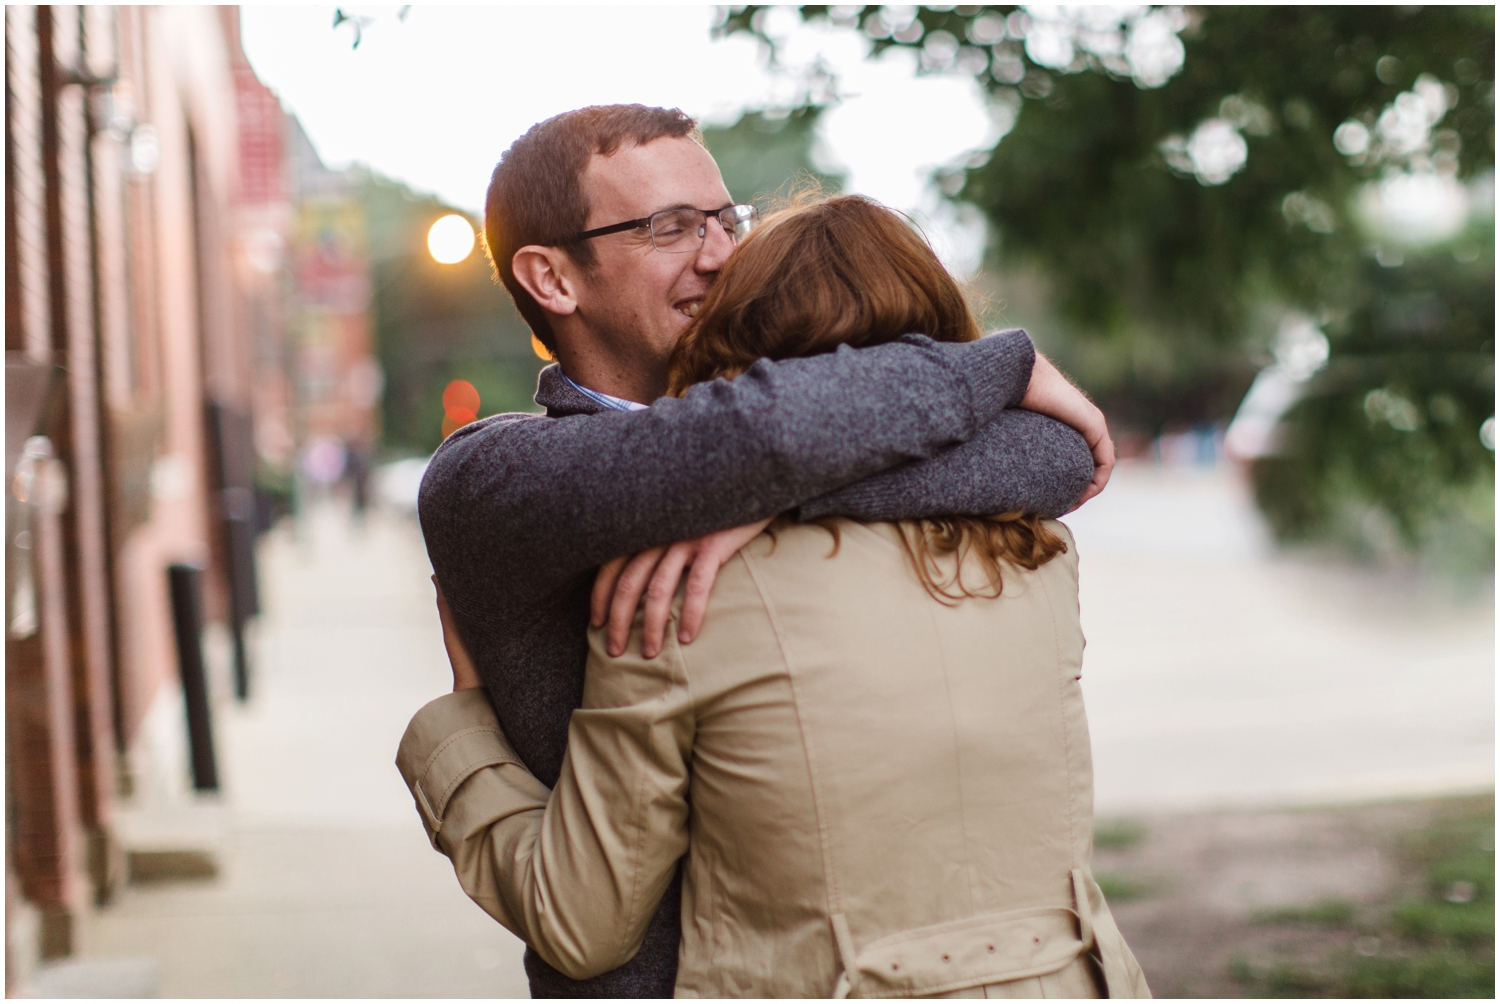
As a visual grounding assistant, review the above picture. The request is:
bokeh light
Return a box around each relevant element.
[427,214,475,264]
[441,378,480,438]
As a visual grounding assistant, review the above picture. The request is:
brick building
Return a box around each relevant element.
[4,7,375,980]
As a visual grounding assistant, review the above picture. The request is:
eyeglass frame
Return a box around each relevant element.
[573,203,757,253]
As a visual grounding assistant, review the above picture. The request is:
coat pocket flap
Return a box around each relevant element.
[847,907,1085,998]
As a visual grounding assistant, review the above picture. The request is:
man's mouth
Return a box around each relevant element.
[675,300,701,319]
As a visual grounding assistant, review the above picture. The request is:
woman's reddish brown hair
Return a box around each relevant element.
[666,194,1066,602]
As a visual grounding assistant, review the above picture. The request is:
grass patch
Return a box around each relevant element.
[1227,959,1326,997]
[1233,949,1495,999]
[1095,871,1150,902]
[1231,795,1495,998]
[1394,897,1494,943]
[1094,819,1148,851]
[1393,795,1494,947]
[1254,898,1356,927]
[1262,963,1325,996]
[1343,948,1495,998]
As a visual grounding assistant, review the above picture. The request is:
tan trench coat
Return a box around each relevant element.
[398,519,1151,998]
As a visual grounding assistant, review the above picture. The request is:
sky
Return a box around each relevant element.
[240,5,999,271]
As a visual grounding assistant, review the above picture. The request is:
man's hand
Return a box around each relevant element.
[434,576,483,692]
[591,518,774,660]
[1020,351,1114,510]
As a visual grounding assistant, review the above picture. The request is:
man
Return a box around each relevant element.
[405,104,1112,998]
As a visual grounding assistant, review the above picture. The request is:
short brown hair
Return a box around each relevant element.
[484,105,702,353]
[668,194,1066,601]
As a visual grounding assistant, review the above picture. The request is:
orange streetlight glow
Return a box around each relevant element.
[427,213,475,264]
[441,379,480,438]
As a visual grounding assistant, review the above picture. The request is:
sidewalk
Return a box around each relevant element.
[76,502,530,998]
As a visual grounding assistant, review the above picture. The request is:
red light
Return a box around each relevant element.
[443,379,480,415]
[442,379,481,438]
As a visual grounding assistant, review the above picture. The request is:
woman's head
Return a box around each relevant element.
[666,194,980,394]
[671,193,1066,601]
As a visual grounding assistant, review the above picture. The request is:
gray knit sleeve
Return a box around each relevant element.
[420,330,1037,605]
[793,409,1095,522]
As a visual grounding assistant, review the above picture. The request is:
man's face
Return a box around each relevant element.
[571,137,735,374]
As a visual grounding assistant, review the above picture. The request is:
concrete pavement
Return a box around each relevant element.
[69,502,530,998]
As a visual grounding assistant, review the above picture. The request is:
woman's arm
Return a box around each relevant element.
[397,597,693,980]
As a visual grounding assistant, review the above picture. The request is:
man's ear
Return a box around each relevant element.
[511,245,580,317]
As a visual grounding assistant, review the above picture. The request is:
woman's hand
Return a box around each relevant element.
[591,518,774,660]
[1020,351,1114,510]
[433,576,483,692]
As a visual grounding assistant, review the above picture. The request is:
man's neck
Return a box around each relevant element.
[553,345,667,406]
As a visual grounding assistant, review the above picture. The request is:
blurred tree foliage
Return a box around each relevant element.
[1255,232,1494,569]
[702,105,847,206]
[356,172,543,455]
[722,5,1494,562]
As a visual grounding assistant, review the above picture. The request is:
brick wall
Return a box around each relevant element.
[5,5,292,973]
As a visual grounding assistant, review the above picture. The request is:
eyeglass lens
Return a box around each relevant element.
[648,205,758,253]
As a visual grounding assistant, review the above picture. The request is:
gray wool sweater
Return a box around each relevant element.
[417,330,1093,998]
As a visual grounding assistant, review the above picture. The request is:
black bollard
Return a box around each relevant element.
[206,402,259,701]
[222,488,256,701]
[167,563,218,791]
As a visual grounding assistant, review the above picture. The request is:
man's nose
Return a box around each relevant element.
[694,220,736,274]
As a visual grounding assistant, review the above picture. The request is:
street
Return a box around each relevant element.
[1068,464,1493,814]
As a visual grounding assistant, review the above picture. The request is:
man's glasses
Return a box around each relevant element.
[575,204,758,254]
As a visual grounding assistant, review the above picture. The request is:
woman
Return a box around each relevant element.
[400,196,1150,998]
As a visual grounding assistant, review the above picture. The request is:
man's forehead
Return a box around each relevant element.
[581,137,729,224]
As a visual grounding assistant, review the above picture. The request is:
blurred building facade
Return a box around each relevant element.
[286,118,381,500]
[3,6,380,984]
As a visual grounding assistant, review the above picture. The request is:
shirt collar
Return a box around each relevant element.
[558,372,649,413]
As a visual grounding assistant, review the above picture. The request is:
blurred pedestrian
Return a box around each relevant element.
[402,105,1115,998]
[346,444,371,523]
[300,435,347,492]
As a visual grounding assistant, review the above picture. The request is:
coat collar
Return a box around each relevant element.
[534,364,606,418]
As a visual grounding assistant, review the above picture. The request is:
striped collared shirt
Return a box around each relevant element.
[560,373,649,412]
